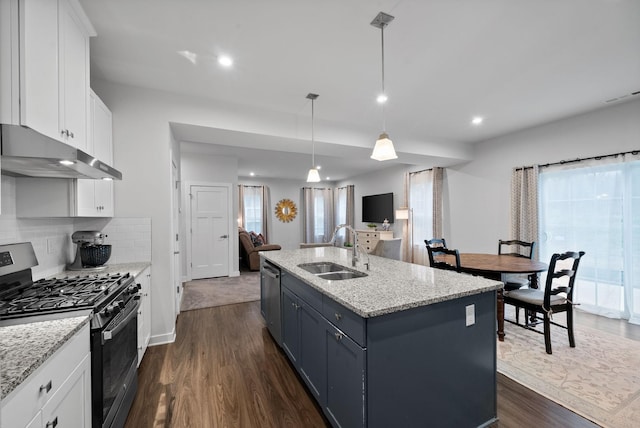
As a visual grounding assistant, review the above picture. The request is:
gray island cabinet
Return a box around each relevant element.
[261,247,502,428]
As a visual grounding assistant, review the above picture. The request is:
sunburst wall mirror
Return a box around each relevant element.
[275,199,297,222]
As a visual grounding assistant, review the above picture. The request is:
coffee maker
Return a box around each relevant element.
[68,231,111,271]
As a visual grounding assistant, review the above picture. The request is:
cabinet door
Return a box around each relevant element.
[94,179,114,216]
[90,90,113,163]
[298,300,327,406]
[281,286,299,363]
[76,179,96,216]
[20,0,59,140]
[41,354,91,428]
[137,267,151,366]
[326,324,367,428]
[58,0,88,150]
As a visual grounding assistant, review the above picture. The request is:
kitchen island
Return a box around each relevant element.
[261,247,502,428]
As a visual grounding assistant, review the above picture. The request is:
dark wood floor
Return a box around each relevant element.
[125,302,637,427]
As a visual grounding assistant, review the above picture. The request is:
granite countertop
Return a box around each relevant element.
[262,247,502,318]
[53,261,151,279]
[0,262,151,401]
[0,313,91,400]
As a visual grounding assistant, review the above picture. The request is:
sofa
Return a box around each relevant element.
[239,228,281,271]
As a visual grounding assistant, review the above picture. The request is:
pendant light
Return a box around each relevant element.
[370,12,398,161]
[306,93,321,182]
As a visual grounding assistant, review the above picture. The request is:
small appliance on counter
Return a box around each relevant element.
[68,230,112,271]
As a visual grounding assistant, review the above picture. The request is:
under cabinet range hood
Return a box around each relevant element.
[0,125,122,180]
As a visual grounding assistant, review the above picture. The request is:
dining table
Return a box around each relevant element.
[441,253,548,341]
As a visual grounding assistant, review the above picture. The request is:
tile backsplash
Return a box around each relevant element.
[1,176,151,279]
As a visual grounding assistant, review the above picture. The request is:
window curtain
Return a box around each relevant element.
[511,166,539,258]
[409,167,443,265]
[538,153,640,324]
[238,185,270,242]
[302,187,335,243]
[335,185,355,246]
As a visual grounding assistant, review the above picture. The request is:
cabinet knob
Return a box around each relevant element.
[334,313,342,321]
[334,332,344,341]
[39,380,52,393]
[46,417,58,428]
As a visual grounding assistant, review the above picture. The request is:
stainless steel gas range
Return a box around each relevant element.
[0,242,140,428]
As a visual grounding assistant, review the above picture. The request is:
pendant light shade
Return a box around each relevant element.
[370,12,397,162]
[371,132,397,161]
[306,93,321,182]
[306,168,321,182]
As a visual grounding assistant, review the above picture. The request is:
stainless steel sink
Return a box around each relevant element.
[298,262,368,280]
[316,271,367,280]
[298,262,346,274]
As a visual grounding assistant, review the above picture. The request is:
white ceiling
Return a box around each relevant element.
[80,0,640,181]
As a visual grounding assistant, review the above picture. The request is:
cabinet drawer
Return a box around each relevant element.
[1,323,90,428]
[323,297,366,347]
[282,271,322,312]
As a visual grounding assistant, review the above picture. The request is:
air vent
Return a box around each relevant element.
[605,91,640,103]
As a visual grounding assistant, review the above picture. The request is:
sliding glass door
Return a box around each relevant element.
[538,157,640,324]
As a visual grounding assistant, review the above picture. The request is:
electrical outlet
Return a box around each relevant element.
[47,238,56,254]
[465,304,475,326]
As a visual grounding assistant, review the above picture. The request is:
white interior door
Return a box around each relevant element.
[190,185,229,279]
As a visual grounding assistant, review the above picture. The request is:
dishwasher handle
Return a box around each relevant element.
[263,264,280,279]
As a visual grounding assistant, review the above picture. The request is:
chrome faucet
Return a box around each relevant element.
[330,224,369,269]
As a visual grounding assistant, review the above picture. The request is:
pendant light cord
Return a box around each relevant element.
[380,25,386,133]
[311,98,315,167]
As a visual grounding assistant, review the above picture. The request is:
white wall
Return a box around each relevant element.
[447,99,640,253]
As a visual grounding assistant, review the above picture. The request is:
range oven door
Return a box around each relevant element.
[91,296,140,428]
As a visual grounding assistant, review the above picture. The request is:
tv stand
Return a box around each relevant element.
[356,230,393,253]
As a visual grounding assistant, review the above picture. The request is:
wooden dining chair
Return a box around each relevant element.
[424,238,447,249]
[498,239,536,290]
[426,246,461,272]
[503,251,585,354]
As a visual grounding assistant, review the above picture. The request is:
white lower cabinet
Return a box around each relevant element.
[1,323,91,428]
[137,266,152,366]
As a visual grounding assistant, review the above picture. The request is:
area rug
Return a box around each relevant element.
[497,314,640,428]
[180,271,260,311]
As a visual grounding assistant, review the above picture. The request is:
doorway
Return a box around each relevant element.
[187,183,232,279]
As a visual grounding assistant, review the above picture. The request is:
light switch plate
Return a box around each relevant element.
[465,304,475,326]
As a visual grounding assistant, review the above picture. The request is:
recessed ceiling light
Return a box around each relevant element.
[59,160,75,166]
[218,55,233,67]
[376,94,388,104]
[316,165,322,170]
[326,177,331,180]
[471,116,484,125]
[249,172,255,176]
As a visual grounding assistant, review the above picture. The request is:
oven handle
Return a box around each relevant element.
[102,298,140,344]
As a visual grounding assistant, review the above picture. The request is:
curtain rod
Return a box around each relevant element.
[409,167,434,175]
[302,187,332,190]
[238,184,264,188]
[515,149,640,171]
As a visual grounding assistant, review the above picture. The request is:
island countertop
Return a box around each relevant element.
[261,247,502,318]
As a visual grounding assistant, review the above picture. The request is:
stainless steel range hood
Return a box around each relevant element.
[0,124,122,180]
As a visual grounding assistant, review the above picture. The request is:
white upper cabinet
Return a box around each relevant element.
[0,0,95,148]
[58,0,91,151]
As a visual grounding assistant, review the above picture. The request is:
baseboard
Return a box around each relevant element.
[149,329,176,347]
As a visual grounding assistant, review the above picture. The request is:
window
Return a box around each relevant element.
[409,169,435,265]
[239,185,264,234]
[538,157,640,323]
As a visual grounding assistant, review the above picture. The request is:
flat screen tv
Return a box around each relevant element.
[362,192,394,223]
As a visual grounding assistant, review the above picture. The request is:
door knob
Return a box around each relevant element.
[220,235,228,239]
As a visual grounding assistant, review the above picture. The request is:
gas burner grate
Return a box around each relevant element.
[0,272,132,318]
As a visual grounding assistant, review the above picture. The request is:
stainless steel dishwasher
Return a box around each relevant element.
[261,260,282,345]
